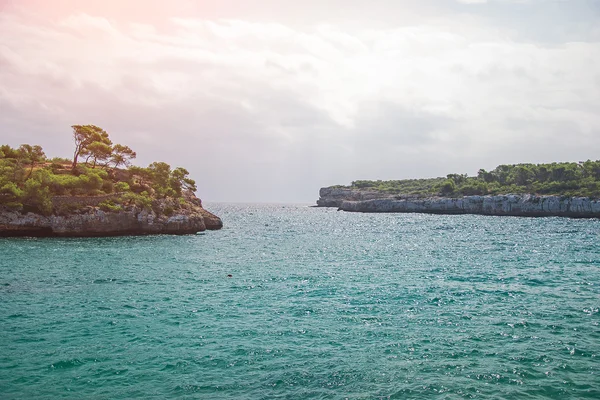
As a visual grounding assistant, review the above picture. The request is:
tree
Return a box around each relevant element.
[510,165,534,186]
[0,145,21,159]
[147,162,174,197]
[71,125,111,169]
[582,160,600,180]
[491,165,512,185]
[0,157,26,184]
[447,173,467,185]
[82,141,112,168]
[171,167,197,194]
[18,144,46,178]
[0,182,23,208]
[477,169,494,183]
[438,179,456,196]
[22,177,52,215]
[109,144,136,169]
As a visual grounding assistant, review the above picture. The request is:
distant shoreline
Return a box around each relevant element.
[317,188,600,218]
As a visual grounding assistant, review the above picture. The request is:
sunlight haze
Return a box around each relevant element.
[1,0,599,202]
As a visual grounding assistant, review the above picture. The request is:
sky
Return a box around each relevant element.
[1,0,599,203]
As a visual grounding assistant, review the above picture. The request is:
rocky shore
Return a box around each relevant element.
[317,187,600,218]
[0,192,222,237]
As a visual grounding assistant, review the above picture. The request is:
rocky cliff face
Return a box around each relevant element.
[0,193,222,237]
[316,187,391,207]
[317,187,600,218]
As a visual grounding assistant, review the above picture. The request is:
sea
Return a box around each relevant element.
[1,203,599,399]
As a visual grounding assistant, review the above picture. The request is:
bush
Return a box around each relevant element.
[22,178,52,215]
[102,179,114,193]
[114,182,130,192]
[4,201,23,211]
[84,173,103,191]
[48,174,80,195]
[121,191,152,209]
[0,182,23,202]
[99,200,123,212]
[459,182,488,196]
[54,202,85,216]
[50,162,67,174]
[51,157,71,164]
[438,179,456,196]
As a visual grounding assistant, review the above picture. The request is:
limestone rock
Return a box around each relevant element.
[317,187,600,218]
[0,192,222,237]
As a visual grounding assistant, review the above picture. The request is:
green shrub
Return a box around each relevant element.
[50,162,66,174]
[114,182,130,192]
[102,180,114,193]
[54,202,85,216]
[51,157,71,163]
[121,191,152,209]
[99,200,123,212]
[84,173,103,191]
[0,182,23,202]
[459,182,488,196]
[22,178,52,215]
[438,179,456,196]
[4,201,23,211]
[48,174,80,195]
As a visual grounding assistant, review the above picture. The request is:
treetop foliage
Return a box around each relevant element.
[0,125,198,215]
[349,161,600,199]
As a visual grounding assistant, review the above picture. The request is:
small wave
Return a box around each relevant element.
[50,359,84,370]
[92,278,117,284]
[174,384,225,393]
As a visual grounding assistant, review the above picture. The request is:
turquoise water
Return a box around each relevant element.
[1,203,599,399]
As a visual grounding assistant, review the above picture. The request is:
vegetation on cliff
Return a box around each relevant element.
[0,125,199,215]
[348,161,600,198]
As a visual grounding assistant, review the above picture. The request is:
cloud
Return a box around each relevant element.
[0,1,599,202]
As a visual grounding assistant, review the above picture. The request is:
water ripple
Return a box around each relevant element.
[1,203,599,399]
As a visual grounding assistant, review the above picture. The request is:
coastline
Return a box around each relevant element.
[0,193,222,237]
[317,187,600,218]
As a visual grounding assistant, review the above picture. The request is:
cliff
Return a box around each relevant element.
[0,192,222,237]
[317,187,600,218]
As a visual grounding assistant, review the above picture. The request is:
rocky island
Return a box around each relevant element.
[0,125,222,236]
[317,161,600,218]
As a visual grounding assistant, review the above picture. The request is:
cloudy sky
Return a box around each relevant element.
[1,0,599,202]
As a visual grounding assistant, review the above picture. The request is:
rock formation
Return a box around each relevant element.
[0,192,222,237]
[317,187,600,218]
